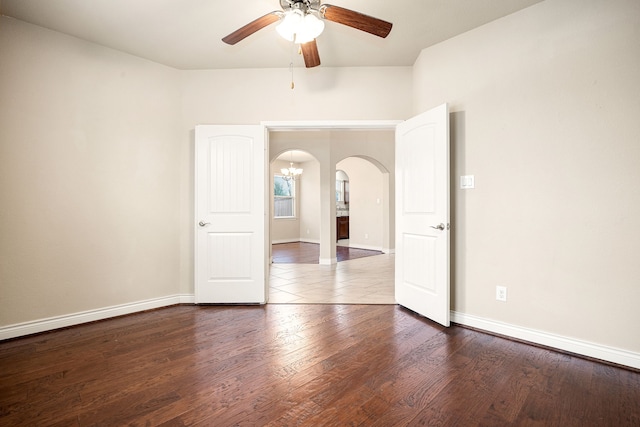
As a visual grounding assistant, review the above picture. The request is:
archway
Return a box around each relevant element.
[335,156,392,256]
[269,149,320,263]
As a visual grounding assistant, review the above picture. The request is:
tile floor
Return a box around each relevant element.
[268,253,396,304]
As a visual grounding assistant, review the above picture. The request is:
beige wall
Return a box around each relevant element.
[336,157,385,250]
[0,17,182,325]
[414,0,640,352]
[180,67,412,125]
[298,159,321,243]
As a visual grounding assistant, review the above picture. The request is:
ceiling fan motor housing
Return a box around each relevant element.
[280,0,322,15]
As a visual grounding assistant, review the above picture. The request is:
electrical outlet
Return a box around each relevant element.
[364,233,369,239]
[496,286,507,302]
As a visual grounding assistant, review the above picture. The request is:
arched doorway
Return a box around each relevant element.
[335,156,391,256]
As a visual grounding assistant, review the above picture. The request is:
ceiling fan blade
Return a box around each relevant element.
[301,39,321,68]
[222,12,281,45]
[322,4,392,38]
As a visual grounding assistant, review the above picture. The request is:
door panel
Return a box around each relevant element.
[395,104,450,326]
[195,125,267,303]
[402,233,437,293]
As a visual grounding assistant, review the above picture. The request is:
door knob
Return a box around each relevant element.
[430,223,445,231]
[198,221,210,227]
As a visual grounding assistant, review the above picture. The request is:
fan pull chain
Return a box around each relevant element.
[288,41,297,90]
[289,62,294,90]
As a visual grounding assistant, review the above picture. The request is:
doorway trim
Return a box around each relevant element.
[262,120,401,132]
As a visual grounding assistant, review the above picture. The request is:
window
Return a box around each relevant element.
[336,170,349,203]
[274,175,295,218]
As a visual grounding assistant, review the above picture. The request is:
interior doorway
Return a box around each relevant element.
[266,123,398,304]
[195,107,449,322]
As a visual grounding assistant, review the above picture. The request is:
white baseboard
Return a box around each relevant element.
[5,297,637,370]
[319,257,337,265]
[0,294,195,341]
[347,243,385,252]
[272,239,321,245]
[299,238,320,244]
[451,311,640,370]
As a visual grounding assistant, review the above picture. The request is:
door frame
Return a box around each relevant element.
[262,121,401,132]
[194,119,450,322]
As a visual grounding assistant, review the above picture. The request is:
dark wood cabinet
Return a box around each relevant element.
[337,216,349,240]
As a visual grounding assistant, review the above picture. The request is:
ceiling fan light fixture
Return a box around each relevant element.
[297,14,324,43]
[276,9,303,41]
[276,9,324,44]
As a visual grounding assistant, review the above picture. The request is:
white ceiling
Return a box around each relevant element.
[276,150,316,163]
[0,0,544,70]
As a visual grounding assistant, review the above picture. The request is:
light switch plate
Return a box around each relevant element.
[460,175,475,189]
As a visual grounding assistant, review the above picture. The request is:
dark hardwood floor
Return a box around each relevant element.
[1,304,639,426]
[272,242,383,264]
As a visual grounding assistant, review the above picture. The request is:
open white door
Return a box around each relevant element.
[195,125,268,303]
[395,104,450,326]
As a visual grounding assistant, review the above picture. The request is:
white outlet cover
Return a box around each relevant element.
[496,286,507,302]
[460,175,475,189]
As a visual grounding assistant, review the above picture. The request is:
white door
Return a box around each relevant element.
[195,125,268,303]
[395,104,450,326]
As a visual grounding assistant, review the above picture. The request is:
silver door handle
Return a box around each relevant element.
[198,221,210,227]
[430,223,445,231]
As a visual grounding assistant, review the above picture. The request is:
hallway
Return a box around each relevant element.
[269,253,395,304]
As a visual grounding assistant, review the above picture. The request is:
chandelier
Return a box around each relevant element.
[281,151,303,179]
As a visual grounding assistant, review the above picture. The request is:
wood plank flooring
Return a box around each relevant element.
[272,242,383,264]
[1,304,639,426]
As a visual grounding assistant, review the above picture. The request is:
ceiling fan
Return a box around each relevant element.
[222,0,392,68]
